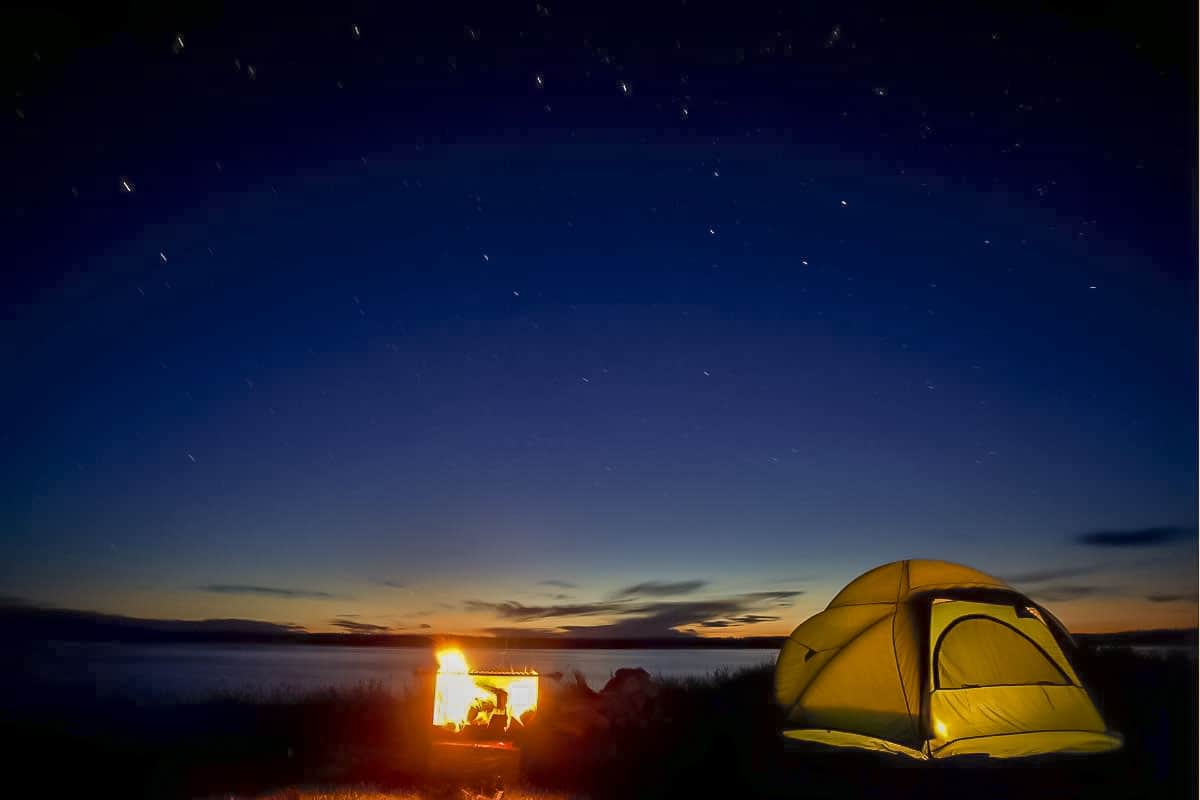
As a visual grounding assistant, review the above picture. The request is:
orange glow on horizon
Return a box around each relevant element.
[61,577,1197,640]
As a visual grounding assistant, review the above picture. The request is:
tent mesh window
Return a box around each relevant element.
[934,615,1072,689]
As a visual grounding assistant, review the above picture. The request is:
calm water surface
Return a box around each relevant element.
[21,642,779,701]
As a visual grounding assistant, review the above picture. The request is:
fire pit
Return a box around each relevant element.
[428,648,539,785]
[433,648,539,734]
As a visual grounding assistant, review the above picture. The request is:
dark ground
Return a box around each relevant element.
[0,645,1194,799]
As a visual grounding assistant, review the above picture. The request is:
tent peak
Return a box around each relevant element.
[828,559,1010,609]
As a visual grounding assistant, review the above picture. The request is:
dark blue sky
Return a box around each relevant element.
[2,1,1195,635]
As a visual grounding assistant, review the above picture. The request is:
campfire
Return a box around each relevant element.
[432,648,539,735]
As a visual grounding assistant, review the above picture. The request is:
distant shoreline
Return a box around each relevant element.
[6,602,1195,650]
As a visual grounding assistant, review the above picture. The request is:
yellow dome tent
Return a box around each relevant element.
[775,559,1122,759]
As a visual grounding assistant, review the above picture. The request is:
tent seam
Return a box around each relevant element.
[783,613,897,724]
[789,608,894,652]
[892,559,918,746]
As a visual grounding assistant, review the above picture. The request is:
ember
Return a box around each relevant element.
[433,648,538,733]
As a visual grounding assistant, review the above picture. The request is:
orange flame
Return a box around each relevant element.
[432,648,538,732]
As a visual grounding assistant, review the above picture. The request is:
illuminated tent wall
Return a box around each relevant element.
[775,559,1122,759]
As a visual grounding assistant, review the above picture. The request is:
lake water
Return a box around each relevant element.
[11,641,779,702]
[12,640,1190,706]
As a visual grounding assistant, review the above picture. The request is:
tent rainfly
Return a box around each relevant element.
[775,559,1122,759]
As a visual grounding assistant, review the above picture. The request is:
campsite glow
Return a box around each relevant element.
[432,648,538,731]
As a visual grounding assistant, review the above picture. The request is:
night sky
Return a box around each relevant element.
[2,1,1196,637]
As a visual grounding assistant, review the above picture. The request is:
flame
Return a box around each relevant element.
[505,676,537,722]
[433,648,538,732]
[437,649,471,673]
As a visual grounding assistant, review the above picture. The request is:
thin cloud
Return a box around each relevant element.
[1146,592,1199,604]
[469,592,799,638]
[731,613,782,624]
[558,600,756,638]
[614,580,707,598]
[538,579,577,589]
[483,625,566,638]
[736,590,804,605]
[329,619,391,633]
[374,579,406,589]
[464,599,629,621]
[1005,565,1100,584]
[418,623,432,629]
[1030,585,1110,602]
[697,614,781,628]
[1075,526,1192,548]
[197,584,338,600]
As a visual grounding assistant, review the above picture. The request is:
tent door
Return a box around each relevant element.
[924,599,1109,757]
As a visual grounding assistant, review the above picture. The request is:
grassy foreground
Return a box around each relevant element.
[1,645,1195,799]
